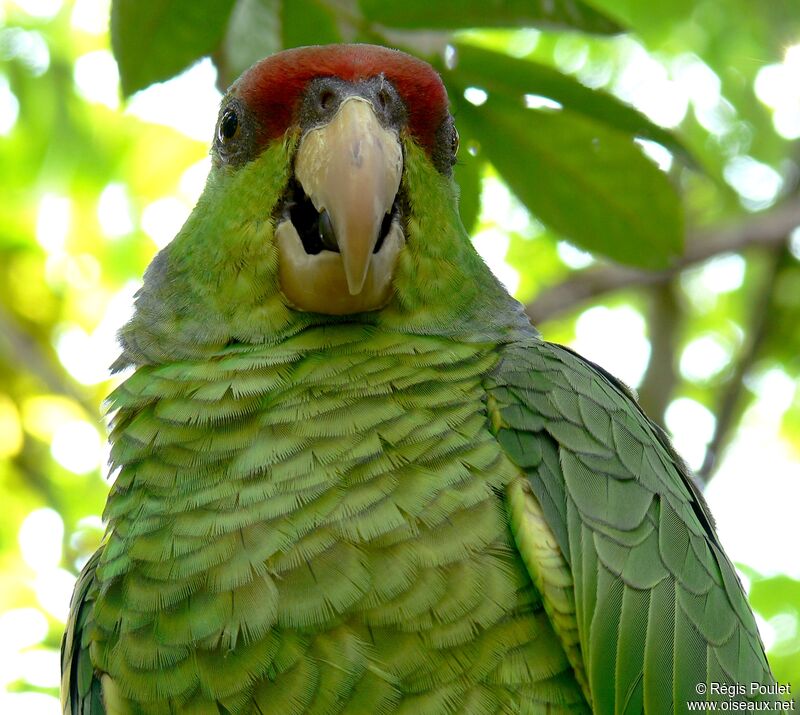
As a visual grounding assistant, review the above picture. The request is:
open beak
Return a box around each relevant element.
[276,96,405,314]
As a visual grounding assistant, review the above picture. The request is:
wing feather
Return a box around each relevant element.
[490,339,775,713]
[61,550,105,715]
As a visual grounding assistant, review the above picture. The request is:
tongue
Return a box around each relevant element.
[318,209,338,252]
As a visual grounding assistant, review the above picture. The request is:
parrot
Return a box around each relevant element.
[62,44,778,714]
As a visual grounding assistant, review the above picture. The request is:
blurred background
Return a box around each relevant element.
[1,0,799,710]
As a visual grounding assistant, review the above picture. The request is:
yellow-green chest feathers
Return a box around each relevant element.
[63,327,588,714]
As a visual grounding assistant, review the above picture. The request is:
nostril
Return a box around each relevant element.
[319,89,336,110]
[377,88,390,111]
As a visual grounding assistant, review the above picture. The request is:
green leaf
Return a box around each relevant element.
[219,0,281,88]
[588,0,697,41]
[748,573,800,692]
[358,0,622,34]
[749,574,800,621]
[111,0,238,96]
[282,0,341,49]
[454,94,683,268]
[446,43,694,167]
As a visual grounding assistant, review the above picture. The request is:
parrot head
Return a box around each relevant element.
[118,44,523,366]
[222,44,457,315]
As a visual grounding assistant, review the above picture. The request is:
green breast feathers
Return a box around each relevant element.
[65,329,588,713]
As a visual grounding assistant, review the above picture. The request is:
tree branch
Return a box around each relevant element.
[636,282,682,428]
[697,245,787,483]
[0,302,99,421]
[526,198,800,323]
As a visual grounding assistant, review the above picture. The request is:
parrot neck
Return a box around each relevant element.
[113,138,534,371]
[378,141,535,343]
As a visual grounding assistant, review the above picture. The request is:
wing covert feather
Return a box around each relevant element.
[488,340,775,713]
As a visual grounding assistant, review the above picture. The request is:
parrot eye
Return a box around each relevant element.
[218,108,239,142]
[452,127,460,156]
[213,100,255,167]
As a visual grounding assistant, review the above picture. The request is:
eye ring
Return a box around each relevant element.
[218,107,239,142]
[452,126,460,156]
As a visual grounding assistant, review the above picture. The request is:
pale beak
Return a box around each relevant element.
[293,97,403,295]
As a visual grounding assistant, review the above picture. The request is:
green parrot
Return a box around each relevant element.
[62,44,778,714]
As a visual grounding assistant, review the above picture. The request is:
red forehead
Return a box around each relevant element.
[232,44,450,154]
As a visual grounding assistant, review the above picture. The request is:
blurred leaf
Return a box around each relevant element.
[111,0,238,95]
[455,94,683,268]
[749,573,800,688]
[782,389,800,451]
[446,43,695,167]
[505,229,564,304]
[282,0,341,49]
[758,249,800,371]
[358,0,623,34]
[587,0,696,39]
[218,0,281,88]
[750,574,800,620]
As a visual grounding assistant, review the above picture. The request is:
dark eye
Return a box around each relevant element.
[218,108,239,142]
[452,126,460,156]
